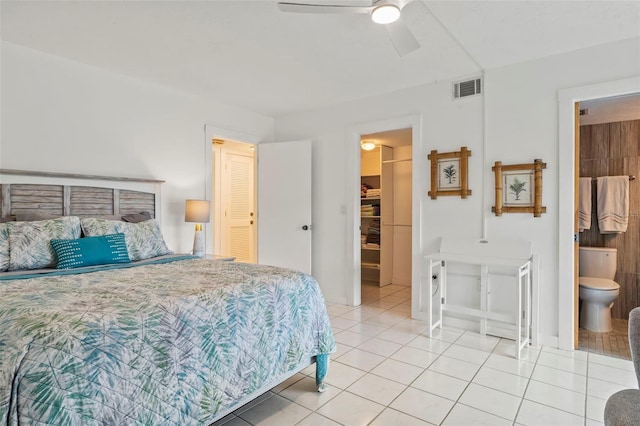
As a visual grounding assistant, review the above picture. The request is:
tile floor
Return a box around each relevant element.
[215,284,636,426]
[578,318,631,360]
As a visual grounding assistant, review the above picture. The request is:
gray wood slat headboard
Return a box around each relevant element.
[0,169,164,220]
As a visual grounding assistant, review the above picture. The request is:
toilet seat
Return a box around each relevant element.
[579,277,620,291]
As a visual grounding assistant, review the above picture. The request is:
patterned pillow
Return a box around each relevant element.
[8,216,82,271]
[51,233,130,269]
[0,222,15,271]
[81,218,171,261]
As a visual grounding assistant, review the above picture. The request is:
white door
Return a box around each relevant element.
[224,152,255,263]
[258,140,312,274]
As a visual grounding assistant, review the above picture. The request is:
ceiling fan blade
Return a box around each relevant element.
[277,2,372,14]
[385,19,420,56]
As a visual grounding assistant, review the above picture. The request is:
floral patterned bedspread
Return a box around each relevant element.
[0,258,335,425]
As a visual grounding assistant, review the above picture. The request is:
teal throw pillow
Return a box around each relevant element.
[51,233,131,269]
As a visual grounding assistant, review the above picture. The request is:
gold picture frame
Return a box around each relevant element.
[492,159,547,217]
[428,146,472,199]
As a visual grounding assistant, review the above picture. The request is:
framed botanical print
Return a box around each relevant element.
[428,147,472,199]
[492,159,547,217]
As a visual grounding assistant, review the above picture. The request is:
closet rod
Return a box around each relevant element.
[589,175,635,181]
[382,158,412,164]
[382,223,412,227]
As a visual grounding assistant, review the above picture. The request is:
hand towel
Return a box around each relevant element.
[597,176,629,234]
[579,177,592,232]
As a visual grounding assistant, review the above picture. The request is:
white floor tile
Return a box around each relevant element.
[346,323,387,337]
[326,304,355,317]
[295,413,341,426]
[442,403,512,426]
[363,311,406,327]
[428,355,481,381]
[442,343,491,365]
[339,306,385,321]
[346,373,407,406]
[536,352,588,376]
[390,345,439,368]
[323,361,367,389]
[390,318,428,335]
[279,377,338,411]
[411,370,469,401]
[587,376,630,400]
[458,383,521,420]
[407,334,451,354]
[455,332,501,353]
[588,362,638,387]
[473,366,529,397]
[213,415,252,426]
[329,316,359,331]
[237,394,312,426]
[427,327,463,343]
[370,358,424,385]
[333,330,371,347]
[370,408,435,426]
[484,353,536,378]
[586,395,607,422]
[315,391,385,426]
[589,352,635,372]
[357,337,402,357]
[541,345,589,361]
[493,340,540,363]
[531,363,587,393]
[525,380,585,416]
[390,387,455,425]
[585,419,605,426]
[516,399,585,426]
[271,373,305,393]
[377,328,417,345]
[336,348,386,371]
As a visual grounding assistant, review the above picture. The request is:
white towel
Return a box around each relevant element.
[597,176,629,234]
[578,177,592,231]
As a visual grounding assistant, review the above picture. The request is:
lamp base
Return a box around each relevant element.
[193,230,205,257]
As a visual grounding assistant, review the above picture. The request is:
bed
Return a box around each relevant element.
[0,170,336,425]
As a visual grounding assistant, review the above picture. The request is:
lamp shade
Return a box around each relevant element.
[185,199,210,223]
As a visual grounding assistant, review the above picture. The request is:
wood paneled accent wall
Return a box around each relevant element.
[580,119,640,319]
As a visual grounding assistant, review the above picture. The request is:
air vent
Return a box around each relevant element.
[453,78,482,99]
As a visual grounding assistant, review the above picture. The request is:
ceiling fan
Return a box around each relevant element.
[277,0,420,57]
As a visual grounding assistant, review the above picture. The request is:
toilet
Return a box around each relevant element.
[578,246,621,332]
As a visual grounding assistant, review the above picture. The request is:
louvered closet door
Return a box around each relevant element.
[224,153,255,263]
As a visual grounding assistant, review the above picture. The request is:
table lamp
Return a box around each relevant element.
[185,199,210,257]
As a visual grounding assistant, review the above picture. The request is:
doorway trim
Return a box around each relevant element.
[557,76,640,351]
[347,114,423,312]
[204,124,261,257]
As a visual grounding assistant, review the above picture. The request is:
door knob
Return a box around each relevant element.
[302,225,309,230]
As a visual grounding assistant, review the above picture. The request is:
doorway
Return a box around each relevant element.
[212,139,257,263]
[349,114,422,311]
[575,93,640,359]
[557,76,640,351]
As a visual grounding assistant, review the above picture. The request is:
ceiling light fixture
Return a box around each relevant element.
[371,4,400,24]
[361,140,376,151]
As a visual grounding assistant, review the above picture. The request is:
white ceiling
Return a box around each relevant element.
[1,0,638,117]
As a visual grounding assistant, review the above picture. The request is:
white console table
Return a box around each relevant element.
[424,238,533,359]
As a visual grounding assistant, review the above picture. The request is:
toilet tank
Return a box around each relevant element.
[579,246,617,279]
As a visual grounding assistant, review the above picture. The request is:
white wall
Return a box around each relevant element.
[275,37,640,344]
[0,41,275,253]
